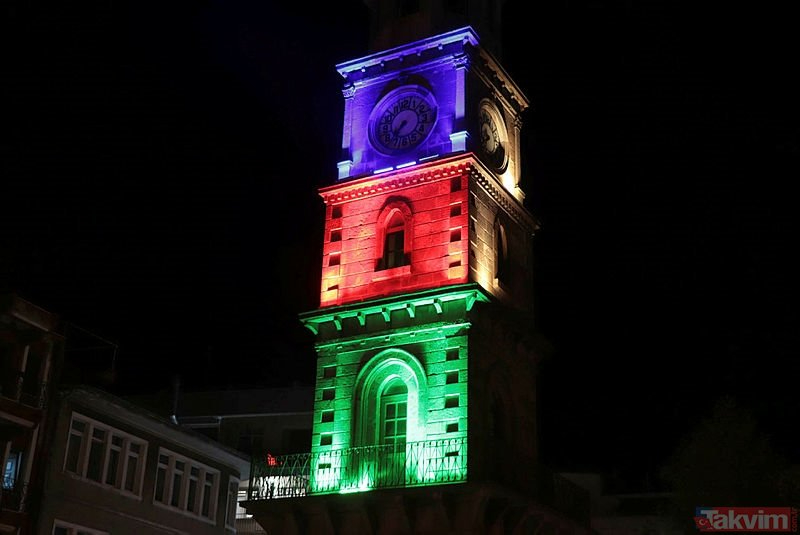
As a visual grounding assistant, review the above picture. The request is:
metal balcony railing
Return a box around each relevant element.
[245,439,590,527]
[0,369,24,401]
[248,437,467,500]
[1,480,31,512]
[19,380,48,408]
[0,369,47,408]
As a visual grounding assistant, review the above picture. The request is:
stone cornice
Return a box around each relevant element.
[336,26,480,84]
[474,47,530,115]
[318,154,473,205]
[468,160,540,235]
[335,27,528,119]
[300,284,490,342]
[319,154,539,234]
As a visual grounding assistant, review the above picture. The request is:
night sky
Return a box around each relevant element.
[3,0,798,485]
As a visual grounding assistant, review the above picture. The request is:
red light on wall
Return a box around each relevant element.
[318,160,472,307]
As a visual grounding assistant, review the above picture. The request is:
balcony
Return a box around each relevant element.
[0,370,23,401]
[1,480,30,513]
[247,437,467,500]
[246,437,591,527]
[0,368,47,409]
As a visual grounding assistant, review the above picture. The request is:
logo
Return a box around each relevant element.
[695,507,798,532]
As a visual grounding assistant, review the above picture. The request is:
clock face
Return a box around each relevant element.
[480,109,500,154]
[369,86,438,155]
[478,100,508,171]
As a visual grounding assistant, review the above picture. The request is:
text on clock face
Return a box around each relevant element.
[378,97,434,147]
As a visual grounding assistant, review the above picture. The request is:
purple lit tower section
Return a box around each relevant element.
[335,27,526,193]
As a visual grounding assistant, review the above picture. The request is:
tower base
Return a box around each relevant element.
[243,481,591,535]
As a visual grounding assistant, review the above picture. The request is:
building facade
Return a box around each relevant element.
[1,294,64,535]
[243,1,591,533]
[36,385,250,535]
[129,385,315,534]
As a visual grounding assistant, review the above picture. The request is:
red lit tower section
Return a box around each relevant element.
[319,153,537,311]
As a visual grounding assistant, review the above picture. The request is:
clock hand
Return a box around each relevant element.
[393,119,408,136]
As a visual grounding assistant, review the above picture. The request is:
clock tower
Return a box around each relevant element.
[244,2,591,533]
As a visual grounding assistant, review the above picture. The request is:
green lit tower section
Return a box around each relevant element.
[296,12,545,497]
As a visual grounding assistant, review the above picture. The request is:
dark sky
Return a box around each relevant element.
[3,0,798,483]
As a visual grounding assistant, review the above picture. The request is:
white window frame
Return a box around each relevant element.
[236,486,252,519]
[3,450,21,489]
[153,447,220,523]
[62,412,148,498]
[225,476,240,529]
[53,519,108,535]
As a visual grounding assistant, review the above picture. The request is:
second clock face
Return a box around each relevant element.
[480,109,501,154]
[369,86,438,155]
[478,100,508,172]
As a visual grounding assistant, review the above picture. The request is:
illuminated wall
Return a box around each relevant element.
[299,26,540,497]
[302,286,483,493]
[319,154,536,311]
[335,28,477,180]
[300,283,542,495]
[319,157,469,308]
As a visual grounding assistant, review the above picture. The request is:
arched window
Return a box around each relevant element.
[352,349,427,447]
[382,211,406,270]
[350,351,427,489]
[375,199,413,271]
[495,221,510,284]
[380,379,408,453]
